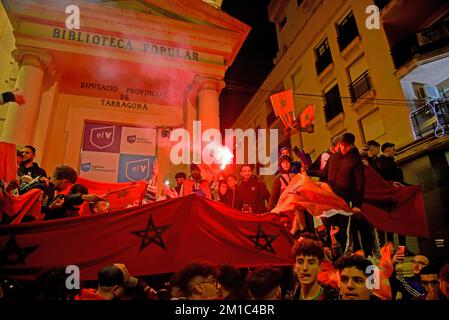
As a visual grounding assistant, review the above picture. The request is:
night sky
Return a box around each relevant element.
[219,0,277,131]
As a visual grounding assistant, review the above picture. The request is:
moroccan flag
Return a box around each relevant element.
[373,244,393,300]
[0,188,44,224]
[270,90,295,128]
[272,168,429,238]
[300,105,315,128]
[272,173,353,217]
[0,142,17,182]
[76,177,147,211]
[361,167,429,238]
[0,194,294,280]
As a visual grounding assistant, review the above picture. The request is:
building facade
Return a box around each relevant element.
[0,0,249,188]
[232,0,449,258]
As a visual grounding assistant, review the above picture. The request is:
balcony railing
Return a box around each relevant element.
[391,20,449,69]
[315,49,333,75]
[410,98,449,139]
[349,71,372,102]
[374,0,391,11]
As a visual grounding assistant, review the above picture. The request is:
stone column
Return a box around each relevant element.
[194,75,225,131]
[1,48,55,146]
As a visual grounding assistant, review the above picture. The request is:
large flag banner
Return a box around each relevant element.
[0,142,17,182]
[75,177,148,211]
[0,189,44,224]
[80,122,156,183]
[270,90,295,128]
[361,166,429,238]
[0,194,294,280]
[272,168,429,238]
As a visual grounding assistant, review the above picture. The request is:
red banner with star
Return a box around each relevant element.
[75,177,148,212]
[0,194,294,280]
[270,90,295,128]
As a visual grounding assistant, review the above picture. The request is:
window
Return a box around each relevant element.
[324,84,344,122]
[315,38,333,75]
[347,56,372,102]
[349,71,372,102]
[337,11,359,51]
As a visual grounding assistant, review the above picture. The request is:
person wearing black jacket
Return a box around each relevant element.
[18,145,47,178]
[267,155,295,211]
[237,165,270,214]
[219,175,243,210]
[19,165,100,221]
[322,133,372,255]
[377,142,408,247]
[377,142,406,185]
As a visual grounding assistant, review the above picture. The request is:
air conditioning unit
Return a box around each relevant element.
[418,85,440,101]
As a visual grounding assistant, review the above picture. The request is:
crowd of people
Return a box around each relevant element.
[1,90,448,301]
[1,237,448,301]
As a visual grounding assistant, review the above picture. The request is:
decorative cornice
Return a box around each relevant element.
[12,47,57,90]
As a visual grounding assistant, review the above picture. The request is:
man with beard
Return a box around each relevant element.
[181,164,212,199]
[18,145,47,178]
[292,238,338,300]
[237,165,270,213]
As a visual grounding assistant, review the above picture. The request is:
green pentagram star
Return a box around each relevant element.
[246,224,279,254]
[131,215,170,251]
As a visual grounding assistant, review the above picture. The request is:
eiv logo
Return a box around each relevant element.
[126,159,150,181]
[80,162,91,172]
[90,126,115,149]
[127,135,137,144]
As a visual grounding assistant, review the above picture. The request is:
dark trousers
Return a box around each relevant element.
[378,230,407,247]
[350,215,374,256]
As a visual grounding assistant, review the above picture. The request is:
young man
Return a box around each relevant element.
[246,266,282,300]
[278,147,302,174]
[377,142,406,186]
[420,265,442,300]
[361,140,381,172]
[335,254,376,300]
[174,172,186,195]
[308,135,341,182]
[267,155,295,211]
[390,253,428,300]
[322,133,370,254]
[18,145,47,178]
[237,165,270,213]
[181,164,212,199]
[219,174,243,210]
[292,238,339,300]
[176,261,218,300]
[76,263,138,300]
